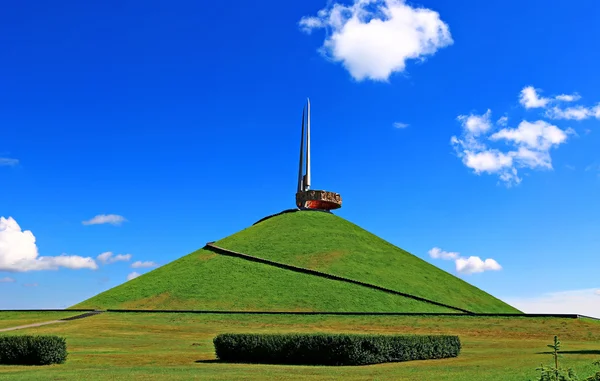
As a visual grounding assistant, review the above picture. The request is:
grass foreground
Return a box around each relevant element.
[1,312,599,380]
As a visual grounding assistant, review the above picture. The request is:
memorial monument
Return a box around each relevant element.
[295,99,342,211]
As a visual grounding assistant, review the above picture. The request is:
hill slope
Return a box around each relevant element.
[74,248,456,312]
[74,210,519,313]
[215,211,519,313]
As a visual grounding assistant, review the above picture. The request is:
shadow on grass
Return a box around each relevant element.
[195,359,222,364]
[536,350,600,355]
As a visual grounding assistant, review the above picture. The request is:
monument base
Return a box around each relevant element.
[296,190,342,211]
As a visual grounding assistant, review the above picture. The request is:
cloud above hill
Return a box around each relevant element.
[0,217,98,272]
[503,288,600,318]
[428,247,502,275]
[131,261,158,269]
[299,0,452,81]
[451,86,585,186]
[97,252,132,265]
[127,272,141,281]
[82,214,127,226]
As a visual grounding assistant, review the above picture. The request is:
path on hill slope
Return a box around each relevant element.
[0,311,104,332]
[205,243,473,314]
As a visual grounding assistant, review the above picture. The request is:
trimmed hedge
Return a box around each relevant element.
[0,335,67,365]
[213,333,461,365]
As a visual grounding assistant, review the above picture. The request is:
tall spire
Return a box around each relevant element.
[297,106,305,193]
[295,98,342,211]
[305,98,311,191]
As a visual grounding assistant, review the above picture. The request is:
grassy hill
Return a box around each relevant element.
[215,211,519,313]
[74,248,455,312]
[74,210,518,313]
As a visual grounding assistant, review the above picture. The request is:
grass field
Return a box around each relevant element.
[74,211,518,313]
[1,312,599,380]
[0,311,81,329]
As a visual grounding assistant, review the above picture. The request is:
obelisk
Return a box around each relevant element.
[295,99,342,211]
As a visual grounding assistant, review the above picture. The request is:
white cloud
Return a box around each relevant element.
[97,252,132,265]
[503,289,600,318]
[519,86,550,109]
[131,261,158,269]
[428,247,502,275]
[452,98,574,185]
[127,272,141,281]
[393,122,409,129]
[455,256,502,274]
[555,93,581,102]
[0,217,98,272]
[0,158,19,166]
[299,0,453,81]
[82,214,126,226]
[457,109,492,136]
[497,116,508,126]
[0,277,15,283]
[491,120,569,151]
[428,247,458,260]
[546,105,592,120]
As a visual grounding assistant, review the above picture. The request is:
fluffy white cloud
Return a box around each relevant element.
[546,105,592,120]
[428,247,502,275]
[299,0,453,81]
[452,97,574,185]
[555,93,581,102]
[503,289,600,318]
[393,122,409,129]
[131,261,158,269]
[82,214,126,226]
[0,277,15,283]
[519,86,550,109]
[457,109,492,136]
[455,256,502,275]
[518,86,600,121]
[491,120,569,151]
[97,252,132,265]
[127,272,141,281]
[0,217,98,272]
[428,247,458,260]
[0,158,19,166]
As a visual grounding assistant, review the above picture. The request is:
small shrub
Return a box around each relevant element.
[0,335,67,365]
[213,333,461,366]
[531,336,579,381]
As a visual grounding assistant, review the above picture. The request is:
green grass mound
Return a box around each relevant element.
[73,249,455,312]
[74,210,518,313]
[213,333,461,365]
[0,335,67,365]
[216,211,519,313]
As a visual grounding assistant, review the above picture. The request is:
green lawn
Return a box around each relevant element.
[74,248,456,313]
[217,211,519,313]
[0,312,81,329]
[1,312,599,380]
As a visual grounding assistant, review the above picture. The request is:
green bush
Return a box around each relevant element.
[0,335,67,365]
[213,333,461,365]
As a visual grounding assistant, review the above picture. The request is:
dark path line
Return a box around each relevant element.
[204,243,474,315]
[60,311,105,321]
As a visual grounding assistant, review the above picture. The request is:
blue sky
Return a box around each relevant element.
[1,0,599,315]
